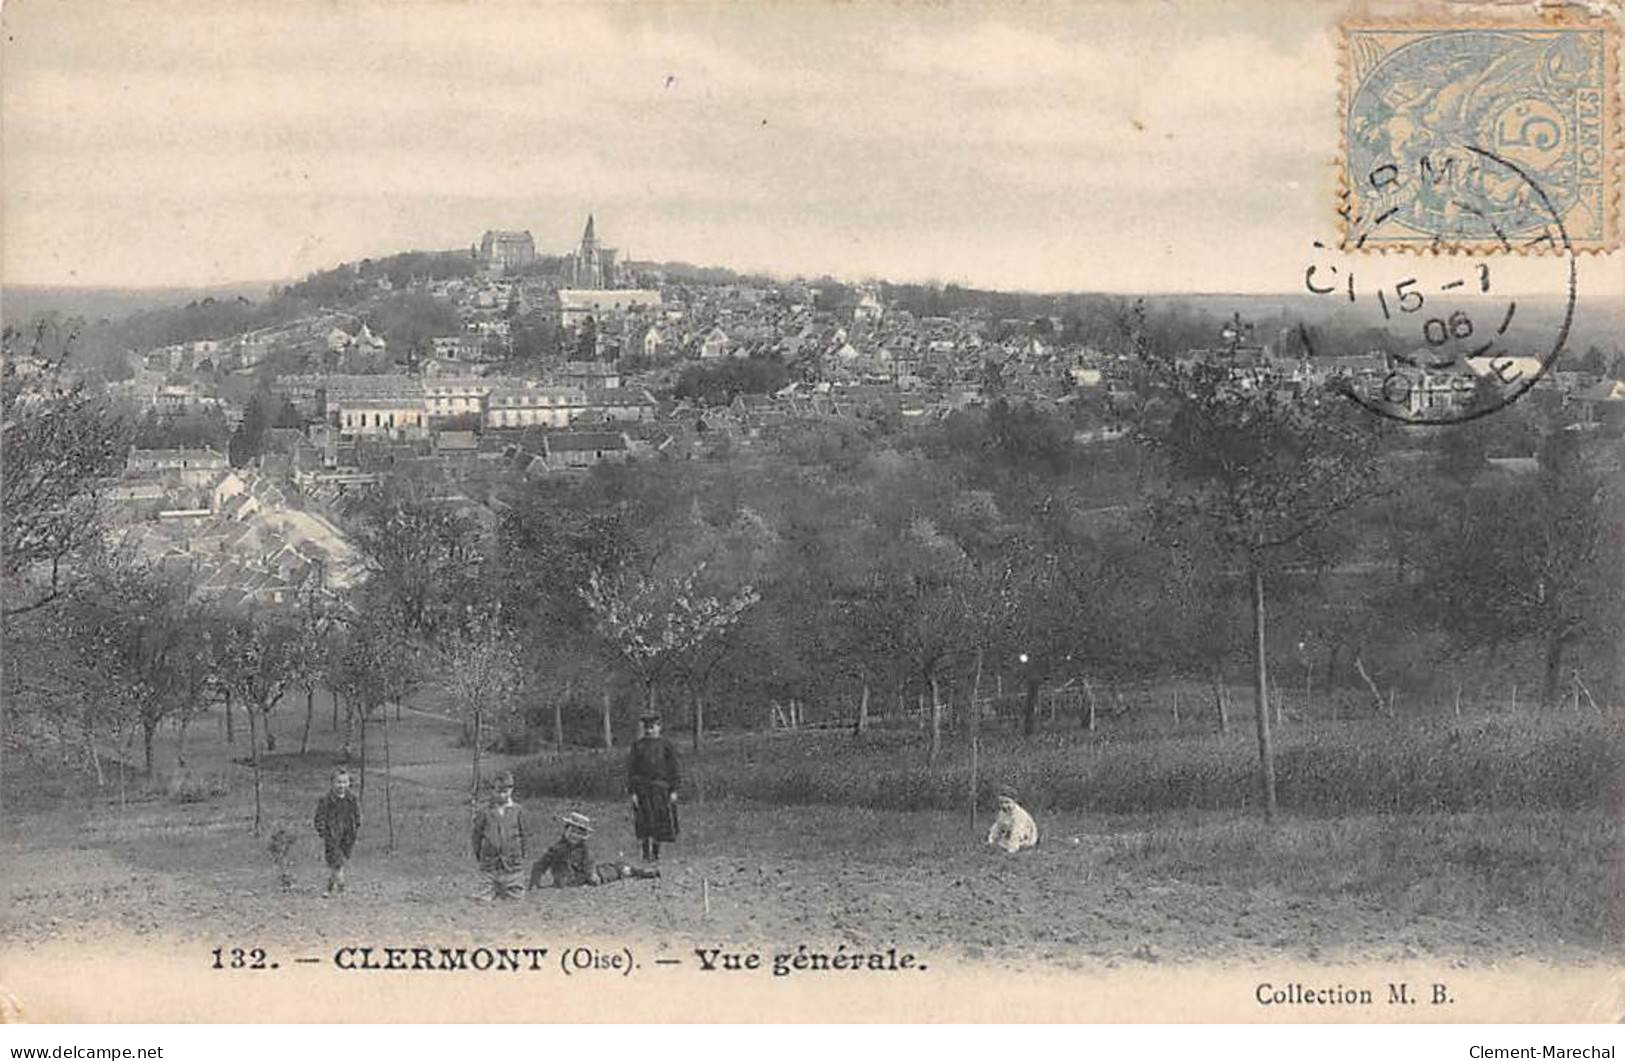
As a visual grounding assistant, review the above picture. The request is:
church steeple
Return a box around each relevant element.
[573,212,608,289]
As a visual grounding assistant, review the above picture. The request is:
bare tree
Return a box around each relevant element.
[438,606,523,796]
[212,612,302,833]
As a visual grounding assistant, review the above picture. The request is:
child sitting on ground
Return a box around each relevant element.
[986,785,1039,853]
[528,812,660,889]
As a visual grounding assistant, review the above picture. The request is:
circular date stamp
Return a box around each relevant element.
[1311,147,1577,425]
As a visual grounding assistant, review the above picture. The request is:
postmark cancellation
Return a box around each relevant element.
[1341,13,1620,253]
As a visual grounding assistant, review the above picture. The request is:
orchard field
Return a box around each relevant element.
[2,695,1618,969]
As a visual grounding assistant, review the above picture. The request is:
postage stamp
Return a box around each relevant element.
[1341,16,1620,253]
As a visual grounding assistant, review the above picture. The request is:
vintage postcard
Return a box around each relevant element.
[2,0,1622,1027]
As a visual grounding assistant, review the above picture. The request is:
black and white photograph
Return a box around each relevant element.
[1,0,1622,1028]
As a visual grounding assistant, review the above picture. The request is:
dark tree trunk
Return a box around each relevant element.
[552,694,565,750]
[1251,564,1278,822]
[928,671,942,763]
[246,703,264,835]
[603,684,615,749]
[969,648,983,744]
[301,688,315,755]
[1541,629,1567,711]
[225,695,235,745]
[691,684,704,753]
[358,706,367,804]
[262,707,277,753]
[382,706,396,851]
[1022,678,1040,736]
[142,720,156,775]
[339,692,355,759]
[471,706,483,798]
[177,709,191,769]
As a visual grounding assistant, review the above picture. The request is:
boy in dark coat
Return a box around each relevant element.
[313,768,360,897]
[626,713,681,862]
[471,772,528,900]
[527,812,659,890]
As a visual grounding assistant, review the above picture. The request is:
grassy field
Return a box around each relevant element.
[1,702,1620,965]
[518,712,1623,816]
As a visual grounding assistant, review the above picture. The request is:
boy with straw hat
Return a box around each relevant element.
[528,811,660,889]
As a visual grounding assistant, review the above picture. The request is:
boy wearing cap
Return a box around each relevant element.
[987,785,1039,853]
[626,712,682,862]
[471,772,528,899]
[313,767,361,897]
[527,811,660,889]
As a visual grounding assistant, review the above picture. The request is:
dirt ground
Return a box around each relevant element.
[0,705,1610,971]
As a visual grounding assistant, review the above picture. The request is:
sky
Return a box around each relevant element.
[1,0,1614,294]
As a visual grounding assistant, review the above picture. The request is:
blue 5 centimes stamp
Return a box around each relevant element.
[1342,15,1619,253]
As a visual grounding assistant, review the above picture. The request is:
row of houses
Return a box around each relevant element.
[273,371,654,440]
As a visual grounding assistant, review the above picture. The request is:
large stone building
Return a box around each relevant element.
[126,447,230,487]
[333,396,430,441]
[479,230,537,271]
[484,386,588,429]
[558,289,662,328]
[564,215,618,289]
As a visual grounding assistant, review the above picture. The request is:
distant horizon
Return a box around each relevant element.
[2,274,1607,303]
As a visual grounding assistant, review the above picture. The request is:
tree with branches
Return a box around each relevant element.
[580,561,760,722]
[2,324,129,617]
[212,611,302,833]
[438,606,524,796]
[1132,309,1382,820]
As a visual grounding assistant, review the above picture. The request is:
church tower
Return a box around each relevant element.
[570,213,618,289]
[576,214,603,289]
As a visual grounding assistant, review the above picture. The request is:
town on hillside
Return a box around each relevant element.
[6,213,1625,616]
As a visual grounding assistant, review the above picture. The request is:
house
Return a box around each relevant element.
[1575,379,1625,431]
[853,291,885,324]
[639,325,665,360]
[700,326,732,360]
[126,447,229,487]
[1466,356,1545,384]
[210,471,248,513]
[424,377,498,420]
[431,336,483,362]
[557,289,661,328]
[436,430,480,454]
[542,431,632,469]
[484,386,587,430]
[333,396,430,441]
[560,361,622,391]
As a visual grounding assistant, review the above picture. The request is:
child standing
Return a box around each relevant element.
[313,768,361,896]
[471,772,528,900]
